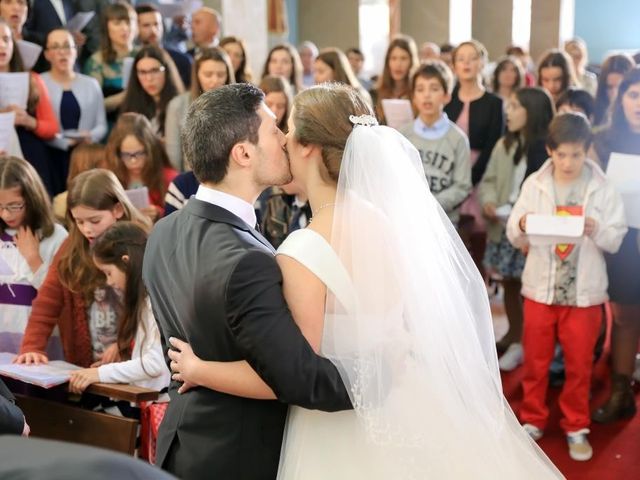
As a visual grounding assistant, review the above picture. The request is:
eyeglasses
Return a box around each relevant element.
[136,66,166,77]
[0,203,25,213]
[119,150,147,163]
[46,44,76,52]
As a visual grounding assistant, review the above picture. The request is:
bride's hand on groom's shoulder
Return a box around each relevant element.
[168,337,201,394]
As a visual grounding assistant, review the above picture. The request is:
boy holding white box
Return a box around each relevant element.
[506,113,627,461]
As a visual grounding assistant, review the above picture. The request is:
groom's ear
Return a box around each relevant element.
[229,141,252,168]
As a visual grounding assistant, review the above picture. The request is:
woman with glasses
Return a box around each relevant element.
[42,28,107,196]
[106,113,177,222]
[120,45,184,137]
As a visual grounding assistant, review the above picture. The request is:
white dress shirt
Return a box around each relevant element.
[195,184,257,229]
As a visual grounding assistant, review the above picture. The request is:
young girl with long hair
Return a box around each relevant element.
[371,35,419,123]
[0,18,59,195]
[220,35,252,83]
[0,156,67,355]
[120,45,184,136]
[592,54,635,127]
[478,87,554,369]
[106,113,177,221]
[15,169,149,367]
[259,75,293,132]
[445,39,504,276]
[313,48,373,108]
[83,1,137,123]
[52,143,107,223]
[165,47,234,171]
[591,67,640,423]
[563,38,598,96]
[261,43,303,93]
[537,49,578,104]
[68,221,169,393]
[491,55,524,102]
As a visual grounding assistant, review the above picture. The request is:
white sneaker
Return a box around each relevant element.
[499,343,524,371]
[522,423,543,441]
[567,429,593,461]
[632,354,640,383]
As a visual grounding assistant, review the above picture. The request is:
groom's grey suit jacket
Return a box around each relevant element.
[143,198,352,480]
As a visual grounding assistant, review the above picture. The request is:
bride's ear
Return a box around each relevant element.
[303,143,322,161]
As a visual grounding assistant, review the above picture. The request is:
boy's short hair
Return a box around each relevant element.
[411,60,454,95]
[556,87,595,119]
[546,112,593,151]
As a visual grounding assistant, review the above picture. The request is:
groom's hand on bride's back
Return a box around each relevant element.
[168,337,201,394]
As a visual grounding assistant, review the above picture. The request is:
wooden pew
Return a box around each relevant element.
[12,382,159,455]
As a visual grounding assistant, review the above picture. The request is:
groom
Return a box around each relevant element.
[142,84,352,479]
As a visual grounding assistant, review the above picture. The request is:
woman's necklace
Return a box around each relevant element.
[309,202,335,223]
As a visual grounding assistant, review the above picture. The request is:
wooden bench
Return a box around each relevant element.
[11,382,159,456]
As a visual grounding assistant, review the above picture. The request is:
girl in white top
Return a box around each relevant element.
[0,156,67,355]
[69,221,169,394]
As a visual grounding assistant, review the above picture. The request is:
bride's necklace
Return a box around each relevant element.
[309,202,335,222]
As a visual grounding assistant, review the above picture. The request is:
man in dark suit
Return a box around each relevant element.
[142,83,352,479]
[186,6,219,58]
[135,3,192,88]
[23,0,80,72]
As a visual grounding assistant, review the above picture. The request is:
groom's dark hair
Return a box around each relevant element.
[182,83,264,183]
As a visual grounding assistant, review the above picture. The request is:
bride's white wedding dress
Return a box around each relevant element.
[272,121,563,479]
[276,229,561,479]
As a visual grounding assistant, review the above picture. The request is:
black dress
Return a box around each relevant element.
[594,128,640,304]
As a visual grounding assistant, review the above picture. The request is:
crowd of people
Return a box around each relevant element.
[0,0,639,472]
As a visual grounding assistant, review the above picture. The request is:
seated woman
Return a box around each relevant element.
[120,45,184,137]
[106,113,177,222]
[165,47,234,171]
[0,18,59,195]
[83,1,136,127]
[42,28,107,195]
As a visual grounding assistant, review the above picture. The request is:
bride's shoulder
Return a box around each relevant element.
[277,227,328,254]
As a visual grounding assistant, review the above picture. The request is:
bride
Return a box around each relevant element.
[168,84,563,479]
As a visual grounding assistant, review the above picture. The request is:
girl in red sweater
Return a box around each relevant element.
[15,169,150,367]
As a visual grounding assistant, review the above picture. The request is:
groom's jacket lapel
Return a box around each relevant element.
[184,198,276,254]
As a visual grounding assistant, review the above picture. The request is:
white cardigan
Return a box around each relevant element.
[507,158,628,307]
[41,72,108,151]
[98,297,171,392]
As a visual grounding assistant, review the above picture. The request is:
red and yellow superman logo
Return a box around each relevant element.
[555,205,583,260]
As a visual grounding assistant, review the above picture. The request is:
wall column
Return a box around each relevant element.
[472,0,513,60]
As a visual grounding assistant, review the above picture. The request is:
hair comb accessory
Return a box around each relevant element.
[349,114,378,127]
